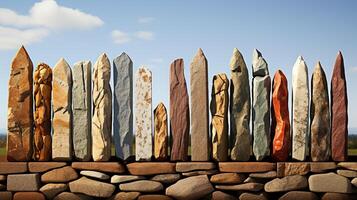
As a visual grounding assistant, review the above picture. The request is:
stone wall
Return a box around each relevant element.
[0,161,357,200]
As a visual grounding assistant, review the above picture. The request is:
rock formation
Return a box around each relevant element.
[154,103,168,160]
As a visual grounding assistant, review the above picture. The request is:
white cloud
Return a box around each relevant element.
[138,17,155,24]
[135,31,154,40]
[111,30,131,44]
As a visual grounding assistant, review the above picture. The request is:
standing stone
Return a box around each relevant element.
[331,51,348,161]
[170,59,189,161]
[33,62,52,161]
[135,67,152,161]
[291,56,309,161]
[72,61,91,161]
[230,48,251,161]
[271,70,290,161]
[211,73,229,161]
[7,46,33,161]
[154,103,168,160]
[190,48,210,161]
[311,62,330,161]
[252,49,271,161]
[52,58,72,161]
[113,53,133,160]
[92,53,112,161]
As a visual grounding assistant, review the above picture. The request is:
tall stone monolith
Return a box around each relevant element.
[154,102,168,160]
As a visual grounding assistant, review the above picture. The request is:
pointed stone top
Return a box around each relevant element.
[95,53,110,67]
[155,102,166,110]
[293,55,307,71]
[332,50,345,79]
[138,66,152,75]
[212,73,229,91]
[12,45,32,66]
[274,69,287,81]
[230,48,246,72]
[196,48,204,56]
[252,48,269,76]
[137,66,152,82]
[315,61,322,70]
[54,58,71,73]
[118,52,132,61]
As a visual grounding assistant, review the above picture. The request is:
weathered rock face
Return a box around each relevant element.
[69,177,115,198]
[113,53,133,160]
[310,62,330,161]
[154,103,168,160]
[52,58,72,161]
[271,70,290,161]
[291,56,309,161]
[252,49,270,161]
[135,67,152,161]
[190,48,210,161]
[72,61,91,161]
[92,53,112,161]
[309,172,354,193]
[7,46,33,161]
[331,51,348,161]
[170,59,189,161]
[210,73,229,161]
[230,48,251,161]
[264,175,308,192]
[33,62,52,161]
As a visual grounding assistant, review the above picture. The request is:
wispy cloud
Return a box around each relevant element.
[138,17,155,24]
[111,30,155,45]
[111,30,131,44]
[135,31,154,40]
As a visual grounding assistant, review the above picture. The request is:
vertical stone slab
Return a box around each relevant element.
[170,59,189,161]
[229,48,251,161]
[311,62,330,161]
[271,70,290,161]
[135,67,152,161]
[7,46,33,161]
[190,48,210,161]
[72,61,91,161]
[252,49,271,161]
[291,56,309,161]
[154,102,168,160]
[331,51,348,161]
[33,63,52,161]
[211,73,229,161]
[113,53,133,160]
[52,58,72,161]
[92,53,112,162]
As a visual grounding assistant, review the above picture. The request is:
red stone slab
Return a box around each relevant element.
[218,162,276,173]
[127,162,176,175]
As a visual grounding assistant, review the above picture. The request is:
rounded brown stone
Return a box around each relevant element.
[112,192,141,200]
[72,162,125,173]
[28,162,67,173]
[127,162,175,175]
[138,195,173,200]
[211,191,237,200]
[210,173,246,184]
[279,191,319,200]
[41,166,78,183]
[13,192,45,200]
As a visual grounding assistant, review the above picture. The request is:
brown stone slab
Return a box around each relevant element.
[310,162,337,173]
[13,192,45,200]
[176,162,215,172]
[218,162,275,173]
[72,162,125,173]
[127,162,176,175]
[7,174,40,191]
[154,103,168,160]
[28,162,66,173]
[277,162,310,177]
[0,162,27,174]
[338,162,357,171]
[0,192,12,200]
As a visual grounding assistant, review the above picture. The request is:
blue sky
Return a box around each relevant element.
[0,0,356,132]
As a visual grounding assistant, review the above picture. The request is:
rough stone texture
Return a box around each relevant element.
[0,192,12,200]
[310,162,337,172]
[138,195,173,200]
[92,53,112,161]
[119,180,163,192]
[211,191,236,200]
[190,48,210,161]
[52,58,72,161]
[264,175,308,192]
[72,162,125,173]
[337,169,357,178]
[33,62,52,161]
[250,171,277,179]
[151,174,180,184]
[41,166,78,183]
[239,192,268,200]
[72,61,91,161]
[166,175,214,200]
[321,193,357,200]
[310,62,330,161]
[182,170,217,176]
[219,162,276,173]
[331,51,348,161]
[279,191,319,200]
[113,192,141,200]
[211,73,229,161]
[40,183,67,199]
[210,173,246,184]
[29,162,66,173]
[113,53,133,160]
[7,174,40,191]
[54,192,94,200]
[216,183,264,192]
[154,103,168,160]
[135,67,152,161]
[338,162,357,170]
[291,56,309,161]
[127,162,176,175]
[0,175,6,181]
[13,192,45,200]
[7,46,33,161]
[111,175,145,184]
[170,58,190,161]
[352,178,357,187]
[176,162,215,172]
[277,162,310,177]
[271,70,290,161]
[252,49,271,161]
[309,172,354,193]
[80,170,109,180]
[0,162,27,174]
[69,177,115,198]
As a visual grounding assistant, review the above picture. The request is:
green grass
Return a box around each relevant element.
[0,147,5,156]
[348,149,357,156]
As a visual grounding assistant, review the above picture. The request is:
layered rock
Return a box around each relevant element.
[331,51,348,161]
[7,46,33,161]
[52,58,72,161]
[229,48,251,161]
[252,49,271,161]
[92,53,112,161]
[33,62,52,161]
[72,61,91,161]
[113,53,133,160]
[154,103,168,160]
[310,62,330,161]
[210,73,229,161]
[291,56,309,161]
[135,67,152,161]
[271,70,290,161]
[170,59,189,161]
[190,48,210,161]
